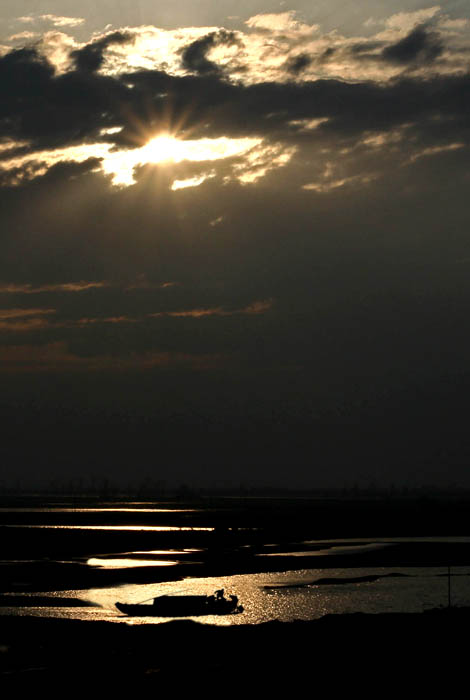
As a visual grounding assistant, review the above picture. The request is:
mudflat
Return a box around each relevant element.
[3,494,470,593]
[1,608,468,689]
[2,494,470,689]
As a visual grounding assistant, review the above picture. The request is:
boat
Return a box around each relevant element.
[115,591,244,617]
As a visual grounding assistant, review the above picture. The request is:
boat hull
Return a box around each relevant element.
[115,597,243,617]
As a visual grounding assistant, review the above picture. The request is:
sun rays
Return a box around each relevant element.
[96,133,262,186]
[0,133,264,188]
[142,134,260,165]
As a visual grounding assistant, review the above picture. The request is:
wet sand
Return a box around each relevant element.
[3,536,470,595]
[2,496,470,688]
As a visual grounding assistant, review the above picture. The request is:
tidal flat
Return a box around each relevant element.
[2,608,469,690]
[1,494,470,685]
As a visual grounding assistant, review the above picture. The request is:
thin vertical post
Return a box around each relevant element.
[448,565,451,608]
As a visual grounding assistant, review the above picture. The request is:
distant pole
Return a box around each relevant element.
[448,565,451,608]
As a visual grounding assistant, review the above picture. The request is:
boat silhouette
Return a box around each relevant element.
[116,590,244,617]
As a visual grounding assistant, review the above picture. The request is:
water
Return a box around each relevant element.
[2,498,470,625]
[2,565,470,624]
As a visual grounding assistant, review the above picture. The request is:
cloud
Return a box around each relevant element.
[18,15,85,28]
[0,317,51,331]
[0,308,55,320]
[0,47,129,149]
[284,53,313,75]
[303,173,376,193]
[382,24,444,64]
[245,12,316,34]
[39,15,85,28]
[0,19,434,482]
[440,18,469,31]
[231,142,296,183]
[71,31,134,73]
[171,173,214,190]
[8,31,39,43]
[406,141,466,163]
[150,299,273,318]
[0,281,110,294]
[0,36,469,210]
[74,316,137,326]
[180,29,241,75]
[0,47,469,197]
[1,8,470,488]
[0,307,56,332]
[0,6,467,167]
[0,16,468,339]
[8,8,467,86]
[383,7,441,33]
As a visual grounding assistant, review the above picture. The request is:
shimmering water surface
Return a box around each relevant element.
[3,565,470,625]
[2,499,470,625]
[3,525,214,531]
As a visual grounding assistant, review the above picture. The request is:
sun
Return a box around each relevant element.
[143,134,184,163]
[142,133,262,165]
[98,132,262,187]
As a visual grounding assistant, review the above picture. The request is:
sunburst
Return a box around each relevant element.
[143,135,185,163]
[100,132,261,186]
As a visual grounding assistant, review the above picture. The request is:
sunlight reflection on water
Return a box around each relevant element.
[3,525,214,531]
[7,565,468,626]
[87,558,179,568]
[0,508,198,513]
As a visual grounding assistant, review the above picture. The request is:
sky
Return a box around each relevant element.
[1,1,470,490]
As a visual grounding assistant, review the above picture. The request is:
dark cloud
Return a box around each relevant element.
[0,155,101,188]
[0,47,54,111]
[320,47,336,60]
[285,53,312,74]
[382,24,444,64]
[70,31,134,73]
[1,39,469,156]
[350,40,384,55]
[118,51,470,142]
[1,23,470,487]
[0,47,130,149]
[180,29,241,75]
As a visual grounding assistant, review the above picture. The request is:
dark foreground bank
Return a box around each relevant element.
[1,608,468,690]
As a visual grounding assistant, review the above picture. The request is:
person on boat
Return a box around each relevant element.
[229,594,238,606]
[214,588,225,601]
